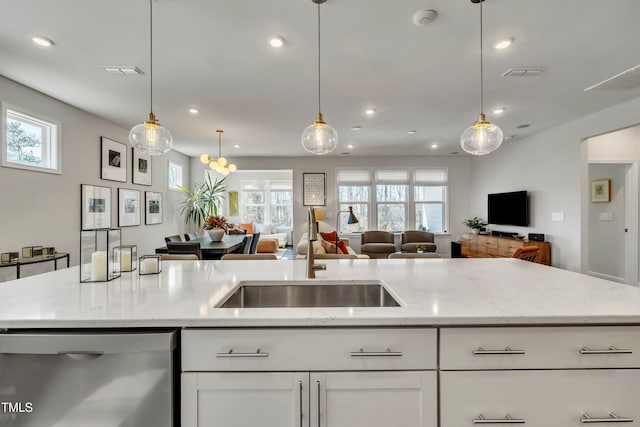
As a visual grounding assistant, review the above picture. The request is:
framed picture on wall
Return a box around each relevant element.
[118,188,141,227]
[132,148,152,186]
[81,184,111,230]
[591,179,611,203]
[100,137,127,182]
[145,191,163,225]
[303,172,326,206]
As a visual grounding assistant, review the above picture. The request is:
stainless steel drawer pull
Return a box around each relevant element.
[473,414,525,424]
[215,349,269,358]
[579,346,632,355]
[298,380,303,427]
[581,412,633,423]
[350,348,403,357]
[472,347,525,355]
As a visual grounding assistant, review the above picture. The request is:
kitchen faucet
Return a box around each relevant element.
[306,207,326,279]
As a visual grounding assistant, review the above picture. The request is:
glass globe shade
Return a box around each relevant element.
[218,157,227,167]
[200,154,211,164]
[301,120,338,155]
[209,160,219,170]
[129,121,173,155]
[460,116,503,155]
[222,168,230,176]
[228,164,237,172]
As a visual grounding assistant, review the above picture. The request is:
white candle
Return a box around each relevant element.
[141,257,158,274]
[91,251,107,281]
[121,250,132,271]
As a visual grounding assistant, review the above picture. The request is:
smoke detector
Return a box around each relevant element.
[412,9,438,26]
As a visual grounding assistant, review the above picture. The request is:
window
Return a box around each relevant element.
[168,162,183,190]
[2,105,61,174]
[337,167,448,234]
[241,180,292,227]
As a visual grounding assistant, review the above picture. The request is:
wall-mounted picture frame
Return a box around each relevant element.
[132,148,152,186]
[100,137,127,182]
[118,188,141,227]
[145,191,163,225]
[228,191,238,216]
[591,179,611,203]
[303,172,326,206]
[81,184,111,230]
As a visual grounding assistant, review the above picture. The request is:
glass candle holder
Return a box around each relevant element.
[80,228,121,283]
[139,254,162,275]
[115,245,137,272]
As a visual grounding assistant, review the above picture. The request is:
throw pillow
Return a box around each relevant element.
[238,223,254,234]
[320,238,344,255]
[320,231,349,254]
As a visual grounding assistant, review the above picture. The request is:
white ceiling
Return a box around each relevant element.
[1,0,639,158]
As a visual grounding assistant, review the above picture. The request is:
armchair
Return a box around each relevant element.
[360,230,396,259]
[400,230,436,253]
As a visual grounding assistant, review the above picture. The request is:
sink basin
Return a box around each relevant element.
[216,280,402,308]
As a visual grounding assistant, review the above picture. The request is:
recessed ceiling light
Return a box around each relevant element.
[492,107,506,115]
[347,144,355,149]
[431,143,439,149]
[233,144,240,148]
[269,36,285,48]
[365,108,376,116]
[493,38,513,50]
[351,125,362,131]
[407,130,417,135]
[188,108,199,114]
[32,36,54,47]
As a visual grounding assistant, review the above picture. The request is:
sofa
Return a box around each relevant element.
[236,223,291,248]
[295,233,369,259]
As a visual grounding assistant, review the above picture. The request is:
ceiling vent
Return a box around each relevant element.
[100,66,144,76]
[584,64,640,92]
[502,67,544,77]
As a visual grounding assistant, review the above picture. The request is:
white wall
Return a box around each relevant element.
[0,76,191,269]
[469,95,640,271]
[191,155,473,255]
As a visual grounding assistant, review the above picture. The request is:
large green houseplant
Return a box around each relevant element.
[177,175,227,232]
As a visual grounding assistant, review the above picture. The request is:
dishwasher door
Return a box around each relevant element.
[0,331,176,427]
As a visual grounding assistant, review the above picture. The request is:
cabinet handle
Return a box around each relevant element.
[473,414,525,424]
[350,348,403,357]
[298,380,303,427]
[581,413,634,423]
[316,380,321,427]
[215,349,269,358]
[579,346,632,355]
[472,347,525,355]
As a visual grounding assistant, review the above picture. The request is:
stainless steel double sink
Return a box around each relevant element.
[216,280,402,308]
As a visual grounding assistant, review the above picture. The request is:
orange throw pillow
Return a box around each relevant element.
[320,231,349,254]
[238,223,254,234]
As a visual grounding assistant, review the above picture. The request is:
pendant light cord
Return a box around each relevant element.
[479,0,484,115]
[149,0,154,115]
[317,2,322,115]
[218,131,222,159]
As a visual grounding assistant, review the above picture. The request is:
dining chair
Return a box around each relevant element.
[161,254,199,261]
[166,242,202,260]
[164,235,183,243]
[512,246,540,262]
[220,254,277,260]
[248,232,261,254]
[183,233,198,241]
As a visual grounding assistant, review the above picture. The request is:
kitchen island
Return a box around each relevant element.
[2,258,640,426]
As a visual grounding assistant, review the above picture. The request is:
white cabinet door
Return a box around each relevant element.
[441,369,640,427]
[182,372,309,427]
[310,371,437,427]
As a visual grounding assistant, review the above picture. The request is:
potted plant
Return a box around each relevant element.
[416,244,428,254]
[463,217,486,234]
[177,175,227,233]
[204,215,230,242]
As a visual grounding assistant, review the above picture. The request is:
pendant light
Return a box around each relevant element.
[301,0,337,155]
[460,0,503,156]
[200,130,237,176]
[129,0,173,155]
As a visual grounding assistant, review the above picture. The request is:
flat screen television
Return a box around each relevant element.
[488,190,528,226]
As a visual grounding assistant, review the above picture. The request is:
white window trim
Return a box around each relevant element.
[167,161,183,191]
[1,102,62,174]
[240,180,293,227]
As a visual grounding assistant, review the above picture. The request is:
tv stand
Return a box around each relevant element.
[491,231,518,238]
[460,233,551,265]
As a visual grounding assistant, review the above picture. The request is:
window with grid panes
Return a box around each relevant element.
[337,169,370,233]
[376,170,408,232]
[414,169,447,233]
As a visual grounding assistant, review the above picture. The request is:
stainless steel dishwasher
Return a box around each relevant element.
[0,330,177,426]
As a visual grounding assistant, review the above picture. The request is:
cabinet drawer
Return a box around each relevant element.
[182,328,436,371]
[441,370,640,427]
[440,326,640,369]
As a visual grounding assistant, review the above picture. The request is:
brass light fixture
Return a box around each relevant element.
[129,0,173,155]
[301,0,337,155]
[200,130,237,176]
[460,0,503,155]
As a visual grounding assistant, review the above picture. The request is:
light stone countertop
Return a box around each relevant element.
[1,258,640,328]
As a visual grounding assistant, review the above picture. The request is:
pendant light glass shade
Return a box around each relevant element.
[302,113,338,155]
[202,130,236,175]
[460,0,503,156]
[301,0,337,155]
[129,0,173,155]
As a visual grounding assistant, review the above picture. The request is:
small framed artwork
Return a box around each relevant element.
[303,172,326,206]
[229,191,238,216]
[100,137,127,182]
[591,179,611,203]
[145,191,163,225]
[81,184,111,230]
[132,148,152,186]
[118,188,141,227]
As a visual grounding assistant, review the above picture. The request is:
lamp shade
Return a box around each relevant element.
[129,115,173,155]
[302,114,338,155]
[460,113,503,155]
[346,208,359,225]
